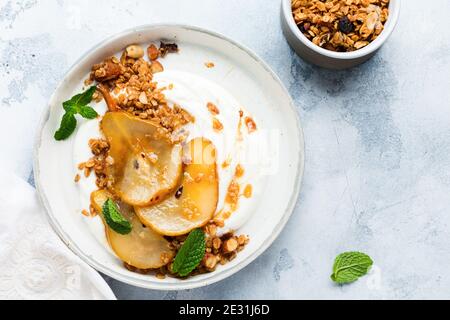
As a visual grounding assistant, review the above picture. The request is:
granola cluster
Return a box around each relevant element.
[86,43,193,133]
[292,0,390,52]
[77,138,111,192]
[124,222,249,279]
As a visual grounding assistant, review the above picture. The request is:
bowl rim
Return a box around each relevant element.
[33,23,305,290]
[282,0,401,60]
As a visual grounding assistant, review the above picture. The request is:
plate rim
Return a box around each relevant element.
[33,23,305,290]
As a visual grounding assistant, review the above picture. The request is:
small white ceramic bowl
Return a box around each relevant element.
[281,0,401,69]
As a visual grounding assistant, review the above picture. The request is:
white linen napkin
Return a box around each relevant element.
[0,171,116,300]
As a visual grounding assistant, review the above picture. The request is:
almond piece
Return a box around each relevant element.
[212,237,222,250]
[237,235,248,246]
[139,91,148,105]
[203,253,218,270]
[151,61,164,73]
[126,45,144,59]
[223,238,238,253]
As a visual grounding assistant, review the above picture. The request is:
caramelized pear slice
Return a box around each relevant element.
[101,112,182,206]
[91,190,174,269]
[135,138,219,236]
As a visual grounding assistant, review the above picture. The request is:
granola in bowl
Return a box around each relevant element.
[291,0,390,52]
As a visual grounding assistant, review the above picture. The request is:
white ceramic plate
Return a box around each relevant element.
[34,25,304,290]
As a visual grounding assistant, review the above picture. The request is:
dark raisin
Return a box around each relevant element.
[133,160,139,170]
[175,186,183,199]
[338,17,354,34]
[298,22,310,33]
[299,23,306,33]
[160,42,179,57]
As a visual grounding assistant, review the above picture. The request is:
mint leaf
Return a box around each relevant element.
[331,252,373,284]
[102,199,132,235]
[55,86,98,141]
[54,112,77,141]
[79,106,98,119]
[67,86,97,108]
[63,101,74,113]
[172,229,206,277]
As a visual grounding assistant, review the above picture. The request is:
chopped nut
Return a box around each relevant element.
[205,223,217,237]
[203,253,218,270]
[126,44,144,59]
[151,61,164,73]
[354,41,370,49]
[139,112,148,119]
[74,174,81,183]
[237,235,248,246]
[139,91,148,105]
[212,238,222,250]
[156,273,166,280]
[205,62,215,68]
[214,218,225,228]
[223,238,238,253]
[148,152,158,164]
[85,159,95,168]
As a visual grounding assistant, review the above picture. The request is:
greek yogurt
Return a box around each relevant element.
[73,69,264,248]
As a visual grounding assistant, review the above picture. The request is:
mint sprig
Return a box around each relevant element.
[102,198,132,235]
[54,86,98,140]
[331,251,373,284]
[172,229,206,277]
